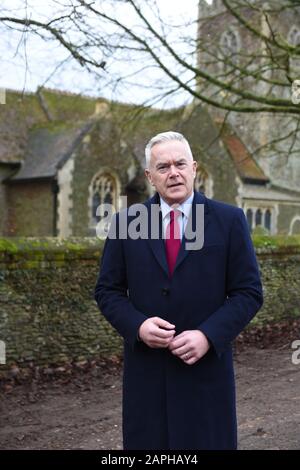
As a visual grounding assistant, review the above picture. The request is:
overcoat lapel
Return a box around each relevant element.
[174,191,210,274]
[145,191,210,277]
[145,193,169,276]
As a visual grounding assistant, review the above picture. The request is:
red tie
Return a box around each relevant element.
[165,210,181,277]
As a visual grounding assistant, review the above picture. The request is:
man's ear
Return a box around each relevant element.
[145,169,154,186]
[192,160,197,177]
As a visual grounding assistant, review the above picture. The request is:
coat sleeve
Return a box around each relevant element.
[198,208,263,357]
[94,214,148,349]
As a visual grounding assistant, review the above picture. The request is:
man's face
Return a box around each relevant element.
[145,140,197,206]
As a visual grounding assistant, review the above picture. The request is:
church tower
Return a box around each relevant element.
[196,0,300,192]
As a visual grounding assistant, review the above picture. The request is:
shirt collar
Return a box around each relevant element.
[160,192,194,220]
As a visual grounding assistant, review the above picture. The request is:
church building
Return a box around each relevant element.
[1,88,300,237]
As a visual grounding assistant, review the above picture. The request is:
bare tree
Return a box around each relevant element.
[1,0,300,179]
[1,1,299,107]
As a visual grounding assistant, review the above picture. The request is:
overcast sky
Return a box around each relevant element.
[0,0,213,107]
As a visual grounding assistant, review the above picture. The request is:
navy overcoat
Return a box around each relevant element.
[95,191,263,450]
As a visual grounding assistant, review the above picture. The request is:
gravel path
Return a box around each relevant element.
[0,347,299,450]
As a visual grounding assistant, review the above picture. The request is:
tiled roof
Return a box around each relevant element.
[9,121,93,181]
[218,123,269,184]
[0,88,96,165]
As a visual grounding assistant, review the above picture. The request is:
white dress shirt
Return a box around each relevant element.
[160,192,194,240]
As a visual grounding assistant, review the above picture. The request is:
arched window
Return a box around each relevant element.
[246,208,253,232]
[264,209,271,231]
[289,216,300,235]
[194,166,213,198]
[255,208,262,226]
[89,172,120,235]
[220,29,240,71]
[245,206,276,234]
[92,192,101,223]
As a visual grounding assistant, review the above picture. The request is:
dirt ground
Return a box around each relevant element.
[0,347,299,450]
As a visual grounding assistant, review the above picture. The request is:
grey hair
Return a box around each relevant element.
[145,131,193,167]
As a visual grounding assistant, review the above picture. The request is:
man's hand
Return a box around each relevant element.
[138,317,176,348]
[168,330,210,365]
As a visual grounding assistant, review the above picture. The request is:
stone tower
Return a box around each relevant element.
[197,0,300,191]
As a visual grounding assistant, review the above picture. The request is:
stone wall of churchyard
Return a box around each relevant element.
[0,236,299,370]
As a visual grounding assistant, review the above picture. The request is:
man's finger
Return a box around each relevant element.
[153,317,175,330]
[170,345,188,356]
[172,330,189,340]
[153,327,175,339]
[151,337,173,348]
[168,336,187,350]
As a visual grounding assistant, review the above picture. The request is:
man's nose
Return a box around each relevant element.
[169,165,179,177]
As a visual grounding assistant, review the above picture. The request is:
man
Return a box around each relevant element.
[95,131,263,450]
